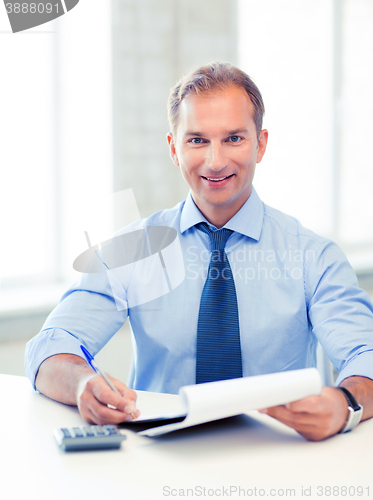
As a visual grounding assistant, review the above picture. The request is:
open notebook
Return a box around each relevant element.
[128,368,322,437]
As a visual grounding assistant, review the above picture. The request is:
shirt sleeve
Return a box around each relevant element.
[305,239,373,385]
[24,268,128,390]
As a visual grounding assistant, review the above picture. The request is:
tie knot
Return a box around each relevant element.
[196,222,233,251]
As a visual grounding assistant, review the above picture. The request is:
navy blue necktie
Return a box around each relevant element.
[196,222,243,384]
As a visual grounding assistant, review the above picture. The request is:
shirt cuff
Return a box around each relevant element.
[335,350,373,386]
[24,328,85,390]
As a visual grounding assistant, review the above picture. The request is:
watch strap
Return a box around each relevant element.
[337,387,363,433]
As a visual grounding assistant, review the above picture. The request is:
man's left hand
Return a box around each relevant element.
[259,387,349,441]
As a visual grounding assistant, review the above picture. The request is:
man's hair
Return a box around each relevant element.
[167,61,265,140]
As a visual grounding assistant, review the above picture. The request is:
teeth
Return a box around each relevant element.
[207,176,228,181]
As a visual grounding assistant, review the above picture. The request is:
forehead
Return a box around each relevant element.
[177,86,255,135]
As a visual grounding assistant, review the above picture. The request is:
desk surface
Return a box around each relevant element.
[2,374,373,500]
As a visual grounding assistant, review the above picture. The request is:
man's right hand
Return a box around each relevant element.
[77,373,140,425]
[35,353,140,425]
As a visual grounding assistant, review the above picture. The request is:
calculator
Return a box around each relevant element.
[54,425,127,451]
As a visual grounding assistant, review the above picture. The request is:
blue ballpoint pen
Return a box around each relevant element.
[80,344,136,419]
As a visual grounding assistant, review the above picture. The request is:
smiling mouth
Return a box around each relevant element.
[202,174,234,182]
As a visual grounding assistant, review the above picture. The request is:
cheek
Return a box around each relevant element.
[179,149,202,172]
[235,150,257,173]
[232,145,254,161]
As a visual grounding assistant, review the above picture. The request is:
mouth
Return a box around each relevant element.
[202,174,234,185]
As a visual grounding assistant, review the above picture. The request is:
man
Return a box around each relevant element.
[26,62,373,441]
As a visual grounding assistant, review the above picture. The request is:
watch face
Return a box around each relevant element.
[341,405,363,433]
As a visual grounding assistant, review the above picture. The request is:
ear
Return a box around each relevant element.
[256,129,268,164]
[167,132,180,167]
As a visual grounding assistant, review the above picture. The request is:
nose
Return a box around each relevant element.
[205,141,226,171]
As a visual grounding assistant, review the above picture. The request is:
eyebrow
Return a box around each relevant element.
[226,128,249,135]
[184,131,204,137]
[183,128,249,137]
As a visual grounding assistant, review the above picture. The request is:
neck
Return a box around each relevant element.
[200,209,232,229]
[192,191,251,229]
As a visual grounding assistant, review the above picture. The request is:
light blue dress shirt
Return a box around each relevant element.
[25,188,373,394]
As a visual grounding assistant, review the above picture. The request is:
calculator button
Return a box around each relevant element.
[54,425,127,451]
[93,426,106,436]
[104,426,118,435]
[72,427,84,438]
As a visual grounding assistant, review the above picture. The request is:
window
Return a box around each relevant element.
[239,0,373,271]
[0,1,112,312]
[0,20,56,284]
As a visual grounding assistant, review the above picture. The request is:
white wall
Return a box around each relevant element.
[111,0,238,217]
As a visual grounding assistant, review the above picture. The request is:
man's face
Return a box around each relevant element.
[167,86,268,227]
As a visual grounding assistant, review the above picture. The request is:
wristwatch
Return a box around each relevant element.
[337,387,363,433]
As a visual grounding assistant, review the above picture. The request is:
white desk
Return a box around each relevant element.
[2,374,372,500]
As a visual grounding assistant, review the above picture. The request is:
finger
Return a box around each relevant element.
[264,405,309,425]
[285,388,348,429]
[83,404,123,426]
[264,409,321,441]
[108,376,138,403]
[79,404,95,425]
[285,395,326,413]
[87,403,140,425]
[118,387,138,405]
[107,379,139,418]
[262,401,342,441]
[100,377,138,412]
[285,387,346,412]
[87,377,137,414]
[79,394,120,426]
[84,391,134,425]
[92,388,138,419]
[264,405,330,434]
[79,378,139,422]
[262,390,331,415]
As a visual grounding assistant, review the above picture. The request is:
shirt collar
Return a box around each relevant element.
[179,186,264,241]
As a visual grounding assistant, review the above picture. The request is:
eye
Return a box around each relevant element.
[190,138,204,144]
[229,135,241,143]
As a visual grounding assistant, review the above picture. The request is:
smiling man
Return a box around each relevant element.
[167,84,268,228]
[26,62,373,440]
